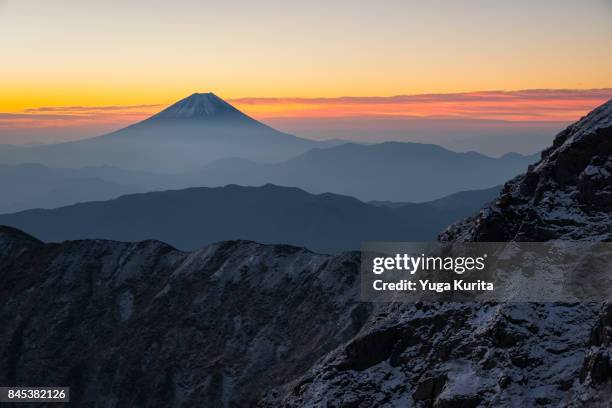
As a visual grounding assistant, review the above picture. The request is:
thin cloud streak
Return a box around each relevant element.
[24,104,163,114]
[0,104,163,129]
[229,89,612,122]
[230,89,612,105]
[0,113,80,120]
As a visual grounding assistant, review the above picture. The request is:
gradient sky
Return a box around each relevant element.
[1,0,611,148]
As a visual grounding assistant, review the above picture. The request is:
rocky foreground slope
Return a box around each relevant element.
[0,227,366,406]
[259,102,612,407]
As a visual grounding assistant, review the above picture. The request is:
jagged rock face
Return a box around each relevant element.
[0,227,370,407]
[581,304,612,386]
[263,101,612,408]
[266,302,611,407]
[440,99,612,242]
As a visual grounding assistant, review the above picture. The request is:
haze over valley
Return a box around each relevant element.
[0,94,535,217]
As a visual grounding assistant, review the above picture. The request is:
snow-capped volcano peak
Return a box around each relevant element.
[96,91,315,167]
[149,92,243,121]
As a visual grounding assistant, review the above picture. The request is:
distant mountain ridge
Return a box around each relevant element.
[0,163,154,214]
[0,184,496,253]
[370,185,502,212]
[181,142,537,202]
[0,143,533,213]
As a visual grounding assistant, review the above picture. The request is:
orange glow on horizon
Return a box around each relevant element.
[229,90,612,122]
[1,89,611,136]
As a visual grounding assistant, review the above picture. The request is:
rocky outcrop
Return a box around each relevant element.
[581,304,612,385]
[0,226,371,407]
[440,99,612,243]
[262,100,612,407]
[264,302,604,407]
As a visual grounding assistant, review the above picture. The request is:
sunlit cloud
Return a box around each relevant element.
[0,104,163,129]
[229,89,612,122]
[24,104,162,114]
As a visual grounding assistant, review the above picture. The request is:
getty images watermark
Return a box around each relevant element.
[361,242,612,302]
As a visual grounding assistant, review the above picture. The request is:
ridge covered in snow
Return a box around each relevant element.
[0,230,368,406]
[559,99,612,147]
[440,99,612,242]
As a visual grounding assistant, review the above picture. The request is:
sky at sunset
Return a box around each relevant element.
[1,0,611,148]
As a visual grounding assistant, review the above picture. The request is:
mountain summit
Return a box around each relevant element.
[143,92,264,127]
[124,92,276,131]
[155,93,236,119]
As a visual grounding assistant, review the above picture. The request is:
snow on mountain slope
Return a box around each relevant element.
[146,92,251,122]
[103,92,307,140]
[154,93,236,118]
[440,98,612,242]
[262,100,612,407]
[0,227,368,406]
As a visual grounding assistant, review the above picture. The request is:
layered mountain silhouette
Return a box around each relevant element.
[0,93,318,172]
[0,145,531,213]
[0,163,153,214]
[0,92,536,205]
[0,184,497,253]
[179,142,535,201]
[372,184,503,213]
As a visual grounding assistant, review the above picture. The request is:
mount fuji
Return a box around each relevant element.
[0,93,319,172]
[140,92,271,125]
[105,93,299,139]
